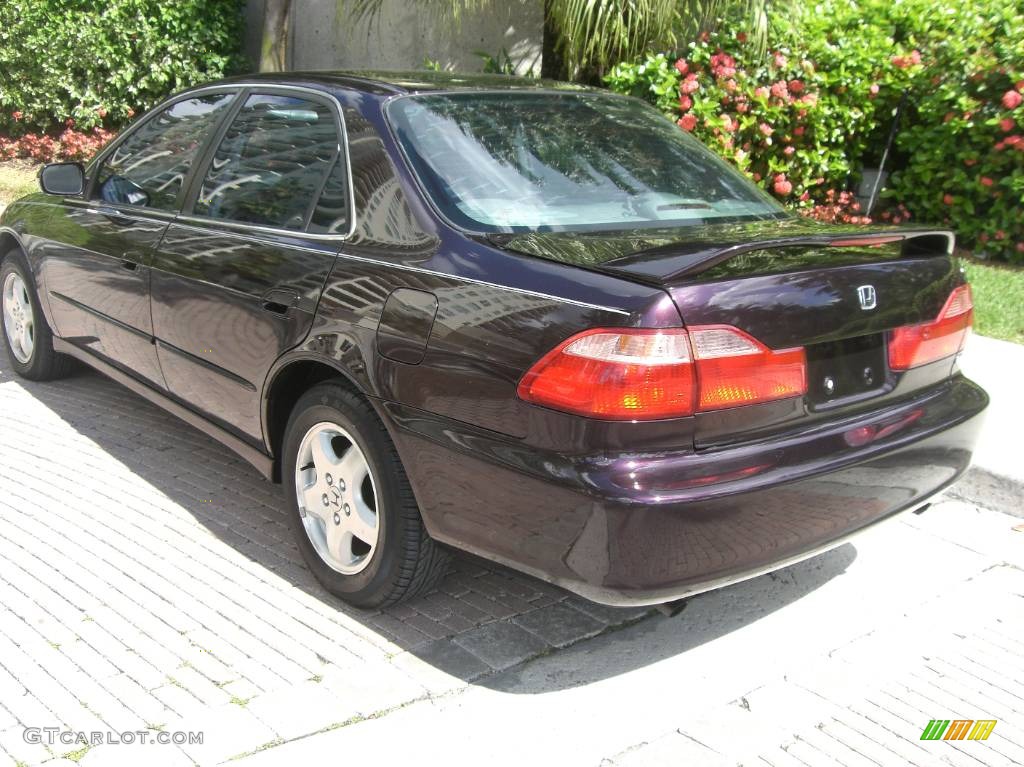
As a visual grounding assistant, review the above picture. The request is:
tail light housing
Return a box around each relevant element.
[888,285,973,371]
[517,326,806,420]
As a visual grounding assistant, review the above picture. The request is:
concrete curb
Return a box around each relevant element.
[949,466,1024,518]
[954,334,1024,518]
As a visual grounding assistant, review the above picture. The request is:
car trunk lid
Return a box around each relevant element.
[492,218,965,444]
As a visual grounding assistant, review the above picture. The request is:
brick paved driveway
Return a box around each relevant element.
[2,351,1022,766]
[0,352,648,766]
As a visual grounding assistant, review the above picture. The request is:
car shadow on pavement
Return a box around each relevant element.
[1,357,855,692]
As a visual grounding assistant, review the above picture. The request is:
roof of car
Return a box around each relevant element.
[218,70,604,97]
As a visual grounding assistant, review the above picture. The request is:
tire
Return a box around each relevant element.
[282,381,449,608]
[1,250,72,381]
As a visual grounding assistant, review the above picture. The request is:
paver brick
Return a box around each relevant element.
[453,621,550,671]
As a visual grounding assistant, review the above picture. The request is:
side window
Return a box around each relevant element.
[307,156,350,234]
[95,93,234,211]
[194,93,340,231]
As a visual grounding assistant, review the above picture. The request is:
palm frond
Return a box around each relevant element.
[549,0,679,75]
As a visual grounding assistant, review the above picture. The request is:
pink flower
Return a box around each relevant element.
[964,158,977,166]
[980,176,994,187]
[1016,242,1024,253]
[891,50,920,69]
[724,78,738,92]
[12,111,22,121]
[943,193,954,205]
[788,79,804,94]
[678,95,692,112]
[737,32,747,43]
[752,172,762,181]
[1002,90,1022,110]
[721,115,738,132]
[710,50,736,80]
[770,81,790,100]
[1001,118,1015,132]
[680,74,700,94]
[783,145,795,156]
[869,84,880,97]
[127,108,135,118]
[754,86,770,100]
[773,51,787,68]
[674,59,689,76]
[996,230,1006,240]
[794,125,805,136]
[677,114,698,131]
[773,175,792,196]
[736,101,749,113]
[759,122,773,136]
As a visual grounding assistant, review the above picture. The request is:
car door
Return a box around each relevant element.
[42,91,238,386]
[150,88,351,443]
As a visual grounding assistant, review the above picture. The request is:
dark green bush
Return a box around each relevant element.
[0,0,244,134]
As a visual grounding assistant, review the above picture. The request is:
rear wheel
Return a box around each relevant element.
[282,381,449,608]
[1,253,71,380]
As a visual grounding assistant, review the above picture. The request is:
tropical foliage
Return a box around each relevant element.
[606,0,1024,262]
[348,0,770,79]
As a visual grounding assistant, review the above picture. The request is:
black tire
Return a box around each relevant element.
[282,381,449,608]
[0,250,72,381]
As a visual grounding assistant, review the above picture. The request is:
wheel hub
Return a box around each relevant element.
[294,421,380,575]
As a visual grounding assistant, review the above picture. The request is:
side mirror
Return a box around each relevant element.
[39,162,85,196]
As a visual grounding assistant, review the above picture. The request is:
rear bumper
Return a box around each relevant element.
[383,376,988,606]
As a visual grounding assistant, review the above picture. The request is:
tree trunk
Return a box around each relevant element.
[260,0,293,72]
[540,0,564,80]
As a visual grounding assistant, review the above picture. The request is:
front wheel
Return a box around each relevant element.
[282,382,449,608]
[1,253,71,380]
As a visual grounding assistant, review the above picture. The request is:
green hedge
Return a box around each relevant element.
[0,0,244,134]
[606,0,1024,262]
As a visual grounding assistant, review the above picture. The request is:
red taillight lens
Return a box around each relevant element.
[690,326,807,411]
[516,329,696,419]
[888,285,973,371]
[517,326,807,420]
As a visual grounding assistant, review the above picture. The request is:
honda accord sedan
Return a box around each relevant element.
[0,71,987,608]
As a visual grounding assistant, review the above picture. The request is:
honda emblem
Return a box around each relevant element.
[857,285,877,311]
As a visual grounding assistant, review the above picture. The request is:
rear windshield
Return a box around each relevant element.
[386,91,786,234]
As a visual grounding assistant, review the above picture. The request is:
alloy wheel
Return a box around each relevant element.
[294,421,380,575]
[2,272,34,364]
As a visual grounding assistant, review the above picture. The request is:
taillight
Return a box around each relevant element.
[517,326,807,420]
[689,326,807,411]
[516,329,695,419]
[888,285,973,371]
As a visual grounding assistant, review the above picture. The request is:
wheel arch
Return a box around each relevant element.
[0,228,26,260]
[262,355,370,483]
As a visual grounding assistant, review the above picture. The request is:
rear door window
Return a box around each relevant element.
[193,93,341,231]
[95,93,235,211]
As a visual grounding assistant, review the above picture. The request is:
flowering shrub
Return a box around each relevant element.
[605,0,1024,262]
[0,0,242,135]
[0,125,115,164]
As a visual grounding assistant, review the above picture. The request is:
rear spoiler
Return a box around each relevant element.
[597,229,955,283]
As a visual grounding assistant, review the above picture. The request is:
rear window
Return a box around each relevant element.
[386,92,785,234]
